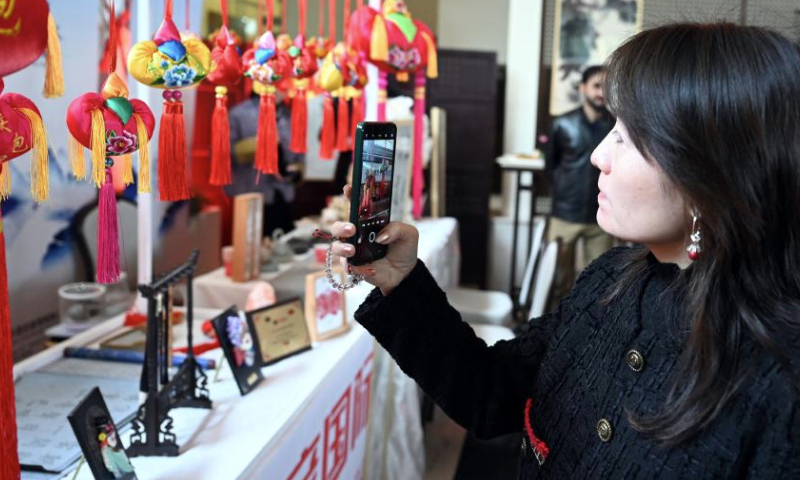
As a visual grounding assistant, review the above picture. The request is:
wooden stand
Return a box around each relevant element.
[128,250,211,457]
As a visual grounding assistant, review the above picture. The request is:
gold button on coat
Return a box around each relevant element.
[626,349,644,372]
[597,418,613,442]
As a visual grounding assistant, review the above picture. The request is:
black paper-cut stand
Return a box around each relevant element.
[128,250,211,457]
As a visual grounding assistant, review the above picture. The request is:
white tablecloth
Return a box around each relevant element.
[17,309,376,480]
[191,217,461,480]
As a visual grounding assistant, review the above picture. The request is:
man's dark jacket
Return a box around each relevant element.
[545,107,613,224]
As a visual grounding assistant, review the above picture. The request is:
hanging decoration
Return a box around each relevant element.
[318,0,367,158]
[283,0,319,154]
[68,1,156,284]
[316,0,338,160]
[128,0,211,201]
[242,0,292,176]
[206,0,243,186]
[99,0,132,80]
[0,1,61,476]
[349,0,437,219]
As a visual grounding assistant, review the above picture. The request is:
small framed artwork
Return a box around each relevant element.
[211,306,264,395]
[232,193,264,282]
[247,298,312,366]
[67,387,138,480]
[305,271,349,342]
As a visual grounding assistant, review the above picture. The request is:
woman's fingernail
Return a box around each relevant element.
[377,234,389,243]
[344,245,354,253]
[366,268,377,276]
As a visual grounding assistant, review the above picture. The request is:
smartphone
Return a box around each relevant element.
[348,122,398,266]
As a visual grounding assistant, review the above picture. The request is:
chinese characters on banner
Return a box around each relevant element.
[284,351,374,480]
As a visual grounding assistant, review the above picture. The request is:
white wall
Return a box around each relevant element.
[437,0,510,64]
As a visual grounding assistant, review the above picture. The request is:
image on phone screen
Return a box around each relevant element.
[350,125,397,265]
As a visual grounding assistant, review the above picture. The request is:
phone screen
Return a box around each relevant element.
[350,124,396,265]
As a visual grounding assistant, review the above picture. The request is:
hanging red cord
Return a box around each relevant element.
[298,0,307,36]
[344,0,351,33]
[267,0,274,32]
[166,0,173,20]
[281,0,288,33]
[328,0,335,40]
[108,0,117,73]
[318,0,324,38]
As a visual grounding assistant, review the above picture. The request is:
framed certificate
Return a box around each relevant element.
[305,271,349,342]
[211,307,264,396]
[247,298,312,365]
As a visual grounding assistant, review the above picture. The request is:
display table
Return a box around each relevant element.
[191,217,461,480]
[193,217,461,310]
[15,308,375,480]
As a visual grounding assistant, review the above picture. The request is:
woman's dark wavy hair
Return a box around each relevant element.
[605,22,800,445]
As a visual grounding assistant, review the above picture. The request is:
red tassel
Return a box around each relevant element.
[412,75,426,219]
[350,93,364,150]
[290,87,308,153]
[377,71,388,122]
[97,167,121,284]
[336,95,350,152]
[158,98,190,201]
[0,209,20,480]
[319,94,336,159]
[210,90,232,186]
[255,93,279,175]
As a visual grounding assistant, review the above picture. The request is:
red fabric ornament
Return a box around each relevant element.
[348,0,438,219]
[0,3,59,474]
[69,2,156,284]
[242,0,293,176]
[206,0,244,187]
[66,72,155,284]
[0,0,64,98]
[128,0,211,201]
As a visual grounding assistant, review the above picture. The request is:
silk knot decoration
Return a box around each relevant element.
[242,0,293,176]
[0,1,64,476]
[0,0,64,98]
[70,1,156,284]
[349,0,437,219]
[205,0,243,187]
[128,0,211,201]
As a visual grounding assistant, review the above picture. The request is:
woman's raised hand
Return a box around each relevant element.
[330,185,419,295]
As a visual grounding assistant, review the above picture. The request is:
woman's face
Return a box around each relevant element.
[591,120,687,247]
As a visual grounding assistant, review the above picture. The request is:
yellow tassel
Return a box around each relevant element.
[90,109,106,188]
[370,16,389,62]
[0,164,11,201]
[134,113,150,193]
[68,133,87,180]
[421,32,438,79]
[120,154,133,185]
[43,13,65,98]
[18,108,49,203]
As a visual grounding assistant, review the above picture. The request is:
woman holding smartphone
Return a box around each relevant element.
[331,23,800,478]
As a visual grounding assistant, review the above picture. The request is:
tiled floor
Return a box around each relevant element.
[423,406,467,480]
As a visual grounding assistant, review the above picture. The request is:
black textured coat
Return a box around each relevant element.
[545,107,613,224]
[354,247,800,479]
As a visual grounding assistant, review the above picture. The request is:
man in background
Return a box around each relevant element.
[545,65,614,302]
[227,92,304,236]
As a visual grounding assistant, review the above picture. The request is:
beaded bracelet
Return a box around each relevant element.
[314,229,364,292]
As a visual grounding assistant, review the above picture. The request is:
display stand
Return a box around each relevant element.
[497,155,545,316]
[128,250,211,457]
